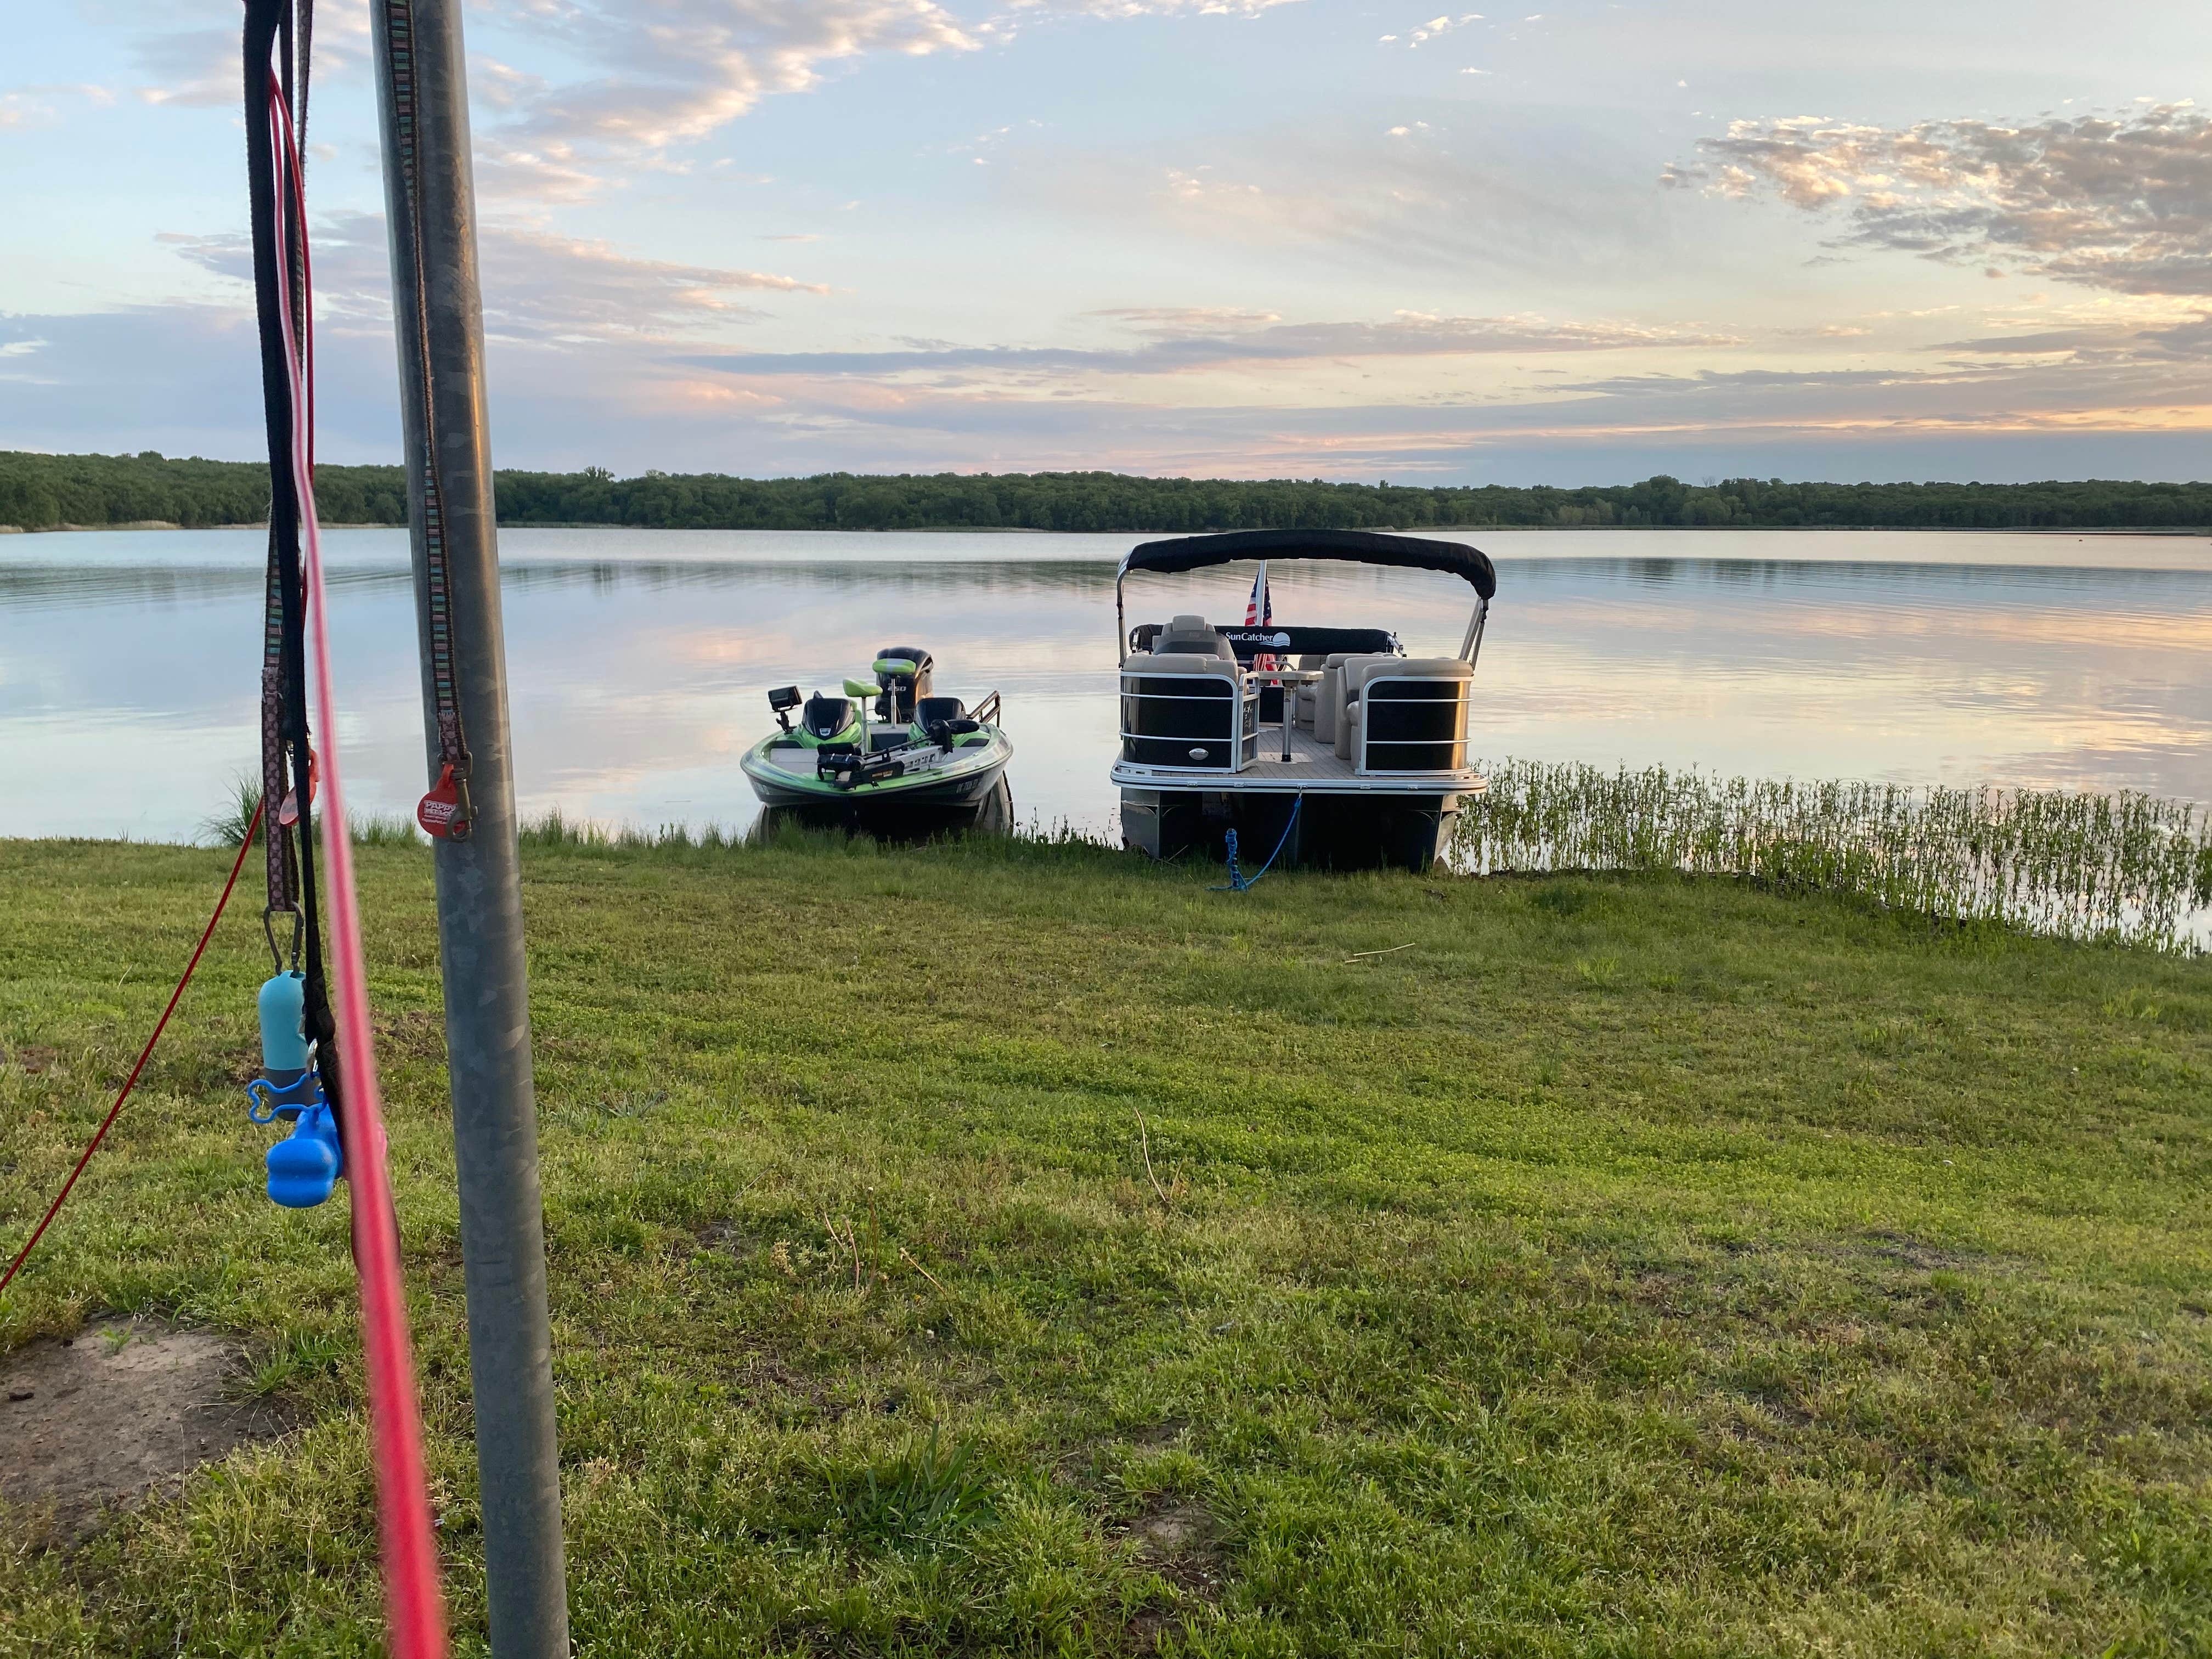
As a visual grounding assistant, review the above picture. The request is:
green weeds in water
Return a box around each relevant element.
[195,774,263,849]
[194,775,424,851]
[519,807,744,851]
[1459,760,2212,951]
[349,813,424,848]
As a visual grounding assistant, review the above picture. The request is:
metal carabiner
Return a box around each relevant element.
[263,905,304,975]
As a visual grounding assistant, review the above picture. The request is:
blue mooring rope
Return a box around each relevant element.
[1211,796,1302,891]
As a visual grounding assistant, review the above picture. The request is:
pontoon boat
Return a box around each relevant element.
[1111,528,1495,872]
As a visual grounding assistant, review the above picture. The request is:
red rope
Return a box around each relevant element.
[0,804,265,1299]
[267,73,449,1659]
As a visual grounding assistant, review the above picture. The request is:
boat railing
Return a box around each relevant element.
[1119,661,1259,772]
[1353,673,1472,777]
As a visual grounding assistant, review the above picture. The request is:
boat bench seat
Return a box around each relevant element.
[1317,653,1394,748]
[1127,651,1244,680]
[1153,614,1237,659]
[1121,651,1255,771]
[1339,657,1473,771]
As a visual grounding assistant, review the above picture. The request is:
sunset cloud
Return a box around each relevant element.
[680,309,1736,381]
[458,0,979,199]
[160,213,827,341]
[1673,105,2212,296]
[13,0,2212,484]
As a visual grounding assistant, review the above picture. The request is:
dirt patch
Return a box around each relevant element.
[0,1319,290,1542]
[1119,1497,1225,1598]
[1130,1502,1212,1554]
[4,1045,60,1075]
[1110,1498,1227,1652]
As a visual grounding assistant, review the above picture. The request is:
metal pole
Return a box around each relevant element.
[371,4,570,1654]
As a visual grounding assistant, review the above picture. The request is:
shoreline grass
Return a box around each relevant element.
[193,760,2212,956]
[1,832,2208,1654]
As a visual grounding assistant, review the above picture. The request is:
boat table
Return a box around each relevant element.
[1248,667,1324,763]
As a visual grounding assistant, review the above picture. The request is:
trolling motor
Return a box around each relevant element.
[247,961,345,1208]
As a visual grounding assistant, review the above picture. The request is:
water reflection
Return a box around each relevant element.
[2,527,2207,842]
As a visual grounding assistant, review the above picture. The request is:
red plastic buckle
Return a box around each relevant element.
[278,747,319,828]
[417,763,473,842]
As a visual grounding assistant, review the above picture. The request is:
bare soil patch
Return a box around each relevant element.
[1122,1498,1224,1598]
[0,1319,289,1542]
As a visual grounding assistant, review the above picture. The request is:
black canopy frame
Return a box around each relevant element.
[1115,528,1496,667]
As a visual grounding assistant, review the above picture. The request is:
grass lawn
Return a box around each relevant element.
[1,832,2209,1657]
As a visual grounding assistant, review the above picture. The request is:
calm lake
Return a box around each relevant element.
[5,527,2209,843]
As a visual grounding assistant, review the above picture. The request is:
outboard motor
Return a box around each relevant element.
[871,646,934,723]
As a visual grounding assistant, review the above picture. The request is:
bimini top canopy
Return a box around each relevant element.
[1120,527,1497,601]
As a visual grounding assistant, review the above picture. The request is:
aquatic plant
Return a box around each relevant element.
[350,813,426,848]
[1455,761,2212,952]
[196,774,264,849]
[518,809,743,851]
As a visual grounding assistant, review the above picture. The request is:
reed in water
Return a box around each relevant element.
[1456,761,2212,951]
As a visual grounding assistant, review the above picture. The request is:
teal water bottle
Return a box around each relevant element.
[258,971,310,1074]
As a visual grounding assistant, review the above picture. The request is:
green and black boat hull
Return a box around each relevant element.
[741,732,1013,834]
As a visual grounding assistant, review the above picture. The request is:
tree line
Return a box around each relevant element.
[7,449,2211,535]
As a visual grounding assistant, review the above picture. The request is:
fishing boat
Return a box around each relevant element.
[1110,528,1496,873]
[742,645,1013,834]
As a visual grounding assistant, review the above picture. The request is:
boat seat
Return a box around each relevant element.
[915,695,966,727]
[1342,657,1473,772]
[1121,652,1252,770]
[1323,653,1396,754]
[803,693,853,741]
[1128,651,1243,681]
[1153,614,1236,660]
[1290,654,1326,727]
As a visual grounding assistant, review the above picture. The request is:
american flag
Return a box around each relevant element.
[1245,563,1276,670]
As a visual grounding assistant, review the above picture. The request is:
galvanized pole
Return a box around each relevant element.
[370,3,570,1654]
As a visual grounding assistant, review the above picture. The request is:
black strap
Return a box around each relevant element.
[380,0,475,841]
[245,0,341,1116]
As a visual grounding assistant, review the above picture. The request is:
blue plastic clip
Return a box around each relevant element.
[248,970,342,1207]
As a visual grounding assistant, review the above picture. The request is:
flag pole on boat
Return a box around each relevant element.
[371,3,571,1654]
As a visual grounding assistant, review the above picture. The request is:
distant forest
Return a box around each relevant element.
[6,449,2212,535]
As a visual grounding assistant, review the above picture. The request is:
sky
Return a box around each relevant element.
[4,0,2211,485]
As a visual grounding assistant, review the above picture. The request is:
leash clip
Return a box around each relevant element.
[262,905,304,974]
[417,761,475,842]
